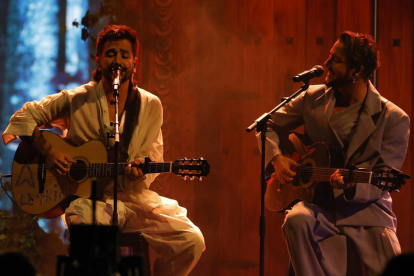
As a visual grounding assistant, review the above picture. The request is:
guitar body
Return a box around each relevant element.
[12,131,107,218]
[11,131,210,218]
[265,142,332,212]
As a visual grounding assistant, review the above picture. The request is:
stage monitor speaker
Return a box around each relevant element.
[69,225,120,264]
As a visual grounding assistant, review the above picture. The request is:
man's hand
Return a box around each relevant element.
[23,128,76,176]
[125,158,146,181]
[330,169,356,189]
[45,146,76,176]
[271,155,298,183]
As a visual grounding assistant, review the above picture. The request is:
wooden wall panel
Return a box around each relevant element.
[305,0,336,85]
[192,2,228,275]
[273,0,307,101]
[238,1,281,274]
[377,0,414,251]
[238,0,276,275]
[336,0,372,35]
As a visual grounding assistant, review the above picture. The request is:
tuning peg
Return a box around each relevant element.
[183,176,188,180]
[190,176,195,181]
[199,177,202,181]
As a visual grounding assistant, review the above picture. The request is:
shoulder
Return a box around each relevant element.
[137,87,162,107]
[304,84,329,100]
[381,96,409,122]
[306,84,327,95]
[61,81,97,97]
[366,82,409,121]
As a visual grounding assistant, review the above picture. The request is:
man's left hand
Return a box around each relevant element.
[330,169,356,189]
[125,159,146,181]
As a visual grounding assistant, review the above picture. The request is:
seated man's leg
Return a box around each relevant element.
[283,201,346,276]
[122,201,205,276]
[143,227,204,276]
[343,226,401,275]
[64,198,205,276]
[64,198,128,226]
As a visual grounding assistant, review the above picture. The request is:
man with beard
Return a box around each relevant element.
[3,25,204,276]
[260,31,409,275]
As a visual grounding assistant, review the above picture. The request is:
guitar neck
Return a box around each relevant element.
[300,166,372,183]
[88,162,174,177]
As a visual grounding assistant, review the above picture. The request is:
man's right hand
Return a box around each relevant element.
[45,146,76,176]
[24,127,76,176]
[271,154,298,183]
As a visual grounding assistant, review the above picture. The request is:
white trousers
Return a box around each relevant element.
[283,201,401,276]
[63,198,205,276]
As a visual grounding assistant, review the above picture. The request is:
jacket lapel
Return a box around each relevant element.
[313,87,343,146]
[345,82,383,165]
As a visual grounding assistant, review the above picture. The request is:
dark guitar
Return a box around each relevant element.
[11,131,210,218]
[265,134,410,212]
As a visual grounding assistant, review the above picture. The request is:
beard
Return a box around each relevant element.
[324,71,353,89]
[102,65,133,84]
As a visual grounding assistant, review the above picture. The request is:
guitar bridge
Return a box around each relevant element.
[38,162,46,194]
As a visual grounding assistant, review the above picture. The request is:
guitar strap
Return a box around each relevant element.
[119,84,141,162]
[288,133,310,157]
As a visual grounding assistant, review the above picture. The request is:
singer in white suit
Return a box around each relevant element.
[258,31,409,275]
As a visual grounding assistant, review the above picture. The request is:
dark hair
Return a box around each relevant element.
[339,31,379,81]
[92,25,139,82]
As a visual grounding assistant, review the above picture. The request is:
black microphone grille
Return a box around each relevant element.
[313,65,324,77]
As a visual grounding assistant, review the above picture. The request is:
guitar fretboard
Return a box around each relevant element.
[298,166,372,183]
[88,162,173,177]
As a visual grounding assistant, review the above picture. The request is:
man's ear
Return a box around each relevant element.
[354,66,364,78]
[134,57,138,67]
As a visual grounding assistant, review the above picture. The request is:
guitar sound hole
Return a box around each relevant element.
[69,160,88,182]
[299,163,312,184]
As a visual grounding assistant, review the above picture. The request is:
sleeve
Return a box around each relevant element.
[256,90,306,166]
[128,94,164,188]
[348,108,410,203]
[2,92,70,145]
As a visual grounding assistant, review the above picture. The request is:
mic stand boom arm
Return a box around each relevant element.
[246,81,309,276]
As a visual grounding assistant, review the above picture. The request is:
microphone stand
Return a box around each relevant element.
[108,71,122,226]
[246,80,310,276]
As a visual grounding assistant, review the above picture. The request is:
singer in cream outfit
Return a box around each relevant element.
[3,25,204,276]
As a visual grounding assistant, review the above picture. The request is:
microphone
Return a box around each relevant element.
[292,65,324,83]
[111,64,124,90]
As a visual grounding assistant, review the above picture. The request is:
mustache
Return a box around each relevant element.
[111,63,126,72]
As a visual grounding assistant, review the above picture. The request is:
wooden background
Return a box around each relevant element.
[118,0,414,275]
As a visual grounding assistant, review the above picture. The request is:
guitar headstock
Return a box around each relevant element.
[172,157,210,180]
[371,167,410,192]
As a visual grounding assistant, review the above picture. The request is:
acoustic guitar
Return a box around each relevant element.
[265,133,409,212]
[11,131,210,218]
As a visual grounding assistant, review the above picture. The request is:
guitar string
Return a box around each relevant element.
[36,162,204,178]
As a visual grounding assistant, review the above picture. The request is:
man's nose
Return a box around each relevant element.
[114,54,121,63]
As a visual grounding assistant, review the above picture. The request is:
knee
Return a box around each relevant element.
[185,226,205,260]
[282,212,314,237]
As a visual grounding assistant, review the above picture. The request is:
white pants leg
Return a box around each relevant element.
[64,198,205,276]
